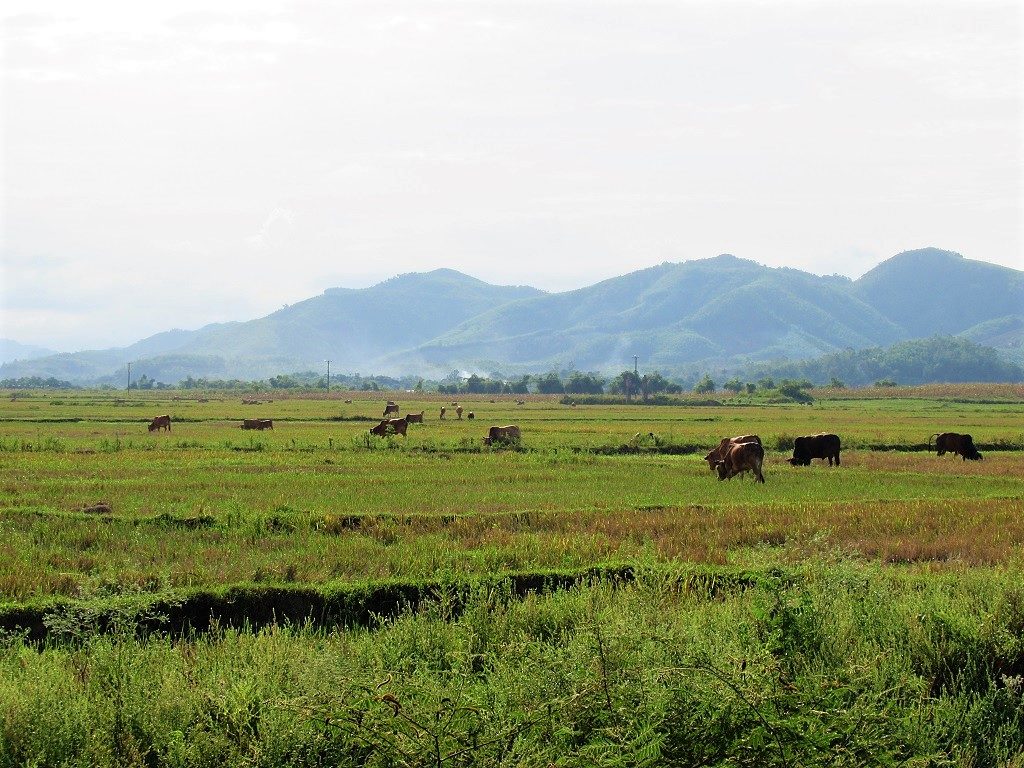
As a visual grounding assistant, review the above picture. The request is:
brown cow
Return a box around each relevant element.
[242,418,273,430]
[704,435,762,472]
[148,414,171,432]
[716,441,765,483]
[787,433,841,466]
[439,406,447,420]
[467,411,475,420]
[370,417,408,437]
[456,405,464,420]
[930,432,982,461]
[406,411,425,424]
[383,403,399,417]
[483,424,521,446]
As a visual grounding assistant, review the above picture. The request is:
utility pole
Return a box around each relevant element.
[126,362,131,392]
[325,360,331,393]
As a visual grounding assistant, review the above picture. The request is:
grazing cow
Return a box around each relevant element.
[242,398,261,405]
[148,414,171,432]
[406,411,424,424]
[516,400,525,406]
[344,399,352,404]
[930,432,982,461]
[787,433,841,466]
[242,418,273,430]
[369,417,408,437]
[456,406,464,420]
[483,424,521,446]
[439,406,446,420]
[383,403,399,417]
[716,441,765,483]
[467,411,475,420]
[704,435,762,472]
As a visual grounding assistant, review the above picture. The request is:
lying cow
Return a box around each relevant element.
[383,402,399,417]
[370,417,408,437]
[406,411,425,424]
[788,433,841,466]
[483,424,521,446]
[930,432,982,461]
[716,441,765,483]
[148,414,171,432]
[241,418,273,430]
[704,434,762,472]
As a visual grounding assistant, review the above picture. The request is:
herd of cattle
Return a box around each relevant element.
[146,403,986,480]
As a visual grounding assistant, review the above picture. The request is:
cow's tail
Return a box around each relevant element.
[928,433,940,449]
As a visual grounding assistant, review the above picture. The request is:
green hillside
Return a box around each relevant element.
[2,249,1021,383]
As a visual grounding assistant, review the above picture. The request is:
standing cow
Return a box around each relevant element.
[148,414,171,432]
[456,406,464,420]
[716,441,765,483]
[383,402,399,417]
[704,434,762,472]
[370,417,408,437]
[483,424,521,446]
[930,432,982,461]
[787,433,841,466]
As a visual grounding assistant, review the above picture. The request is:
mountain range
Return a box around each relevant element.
[2,248,1021,384]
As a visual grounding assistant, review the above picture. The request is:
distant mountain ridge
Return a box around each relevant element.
[2,249,1021,383]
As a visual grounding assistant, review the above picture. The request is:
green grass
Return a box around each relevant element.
[1,387,1023,765]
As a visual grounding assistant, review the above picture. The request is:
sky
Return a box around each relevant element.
[1,1,1021,352]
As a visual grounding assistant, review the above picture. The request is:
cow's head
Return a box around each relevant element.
[482,437,492,446]
[148,422,157,432]
[369,421,389,437]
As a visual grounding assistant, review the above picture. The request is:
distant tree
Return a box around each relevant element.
[874,378,898,387]
[565,371,606,395]
[757,377,775,391]
[639,372,670,401]
[535,371,564,394]
[693,375,716,395]
[609,370,641,402]
[507,375,531,394]
[745,383,757,394]
[828,376,846,389]
[722,377,744,394]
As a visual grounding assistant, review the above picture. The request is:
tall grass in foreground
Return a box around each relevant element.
[2,563,1023,767]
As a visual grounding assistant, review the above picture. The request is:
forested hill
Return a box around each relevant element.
[1,248,1021,383]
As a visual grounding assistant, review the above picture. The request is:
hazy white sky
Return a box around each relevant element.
[2,1,1021,351]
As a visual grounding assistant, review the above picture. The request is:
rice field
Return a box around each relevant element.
[1,386,1023,765]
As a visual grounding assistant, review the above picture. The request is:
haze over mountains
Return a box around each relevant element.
[3,248,1021,384]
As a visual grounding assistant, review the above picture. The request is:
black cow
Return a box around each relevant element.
[930,432,982,461]
[787,433,841,466]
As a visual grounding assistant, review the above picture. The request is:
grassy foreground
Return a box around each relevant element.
[3,565,1024,766]
[1,386,1023,765]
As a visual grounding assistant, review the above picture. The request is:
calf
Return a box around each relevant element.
[406,411,425,424]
